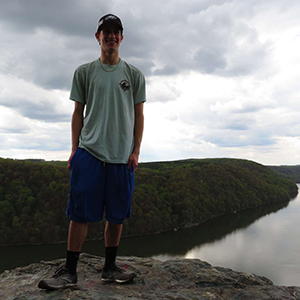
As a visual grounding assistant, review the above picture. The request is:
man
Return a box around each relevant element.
[38,13,146,290]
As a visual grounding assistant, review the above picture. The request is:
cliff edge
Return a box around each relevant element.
[1,253,299,300]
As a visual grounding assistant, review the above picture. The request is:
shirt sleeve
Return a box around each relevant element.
[69,67,86,104]
[133,70,146,105]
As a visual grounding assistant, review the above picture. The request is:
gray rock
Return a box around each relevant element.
[1,253,300,300]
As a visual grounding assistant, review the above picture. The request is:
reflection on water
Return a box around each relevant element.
[0,186,299,286]
[180,188,300,286]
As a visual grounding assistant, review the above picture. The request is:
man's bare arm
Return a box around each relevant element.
[68,101,85,170]
[127,102,144,171]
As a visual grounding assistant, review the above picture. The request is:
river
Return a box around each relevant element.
[1,184,299,286]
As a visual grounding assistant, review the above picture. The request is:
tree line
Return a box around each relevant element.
[0,157,298,246]
[268,165,300,183]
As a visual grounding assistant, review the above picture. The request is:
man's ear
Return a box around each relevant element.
[95,32,100,42]
[120,35,124,43]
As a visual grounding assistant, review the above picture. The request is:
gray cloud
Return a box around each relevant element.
[232,105,273,114]
[0,0,108,37]
[1,29,96,91]
[0,125,70,152]
[153,65,180,76]
[0,126,30,134]
[224,123,249,131]
[0,96,70,123]
[122,57,155,77]
[0,0,110,90]
[193,47,227,74]
[0,0,282,92]
[0,135,69,151]
[202,131,276,147]
[178,95,296,149]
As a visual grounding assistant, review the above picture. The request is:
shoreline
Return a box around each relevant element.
[0,196,295,248]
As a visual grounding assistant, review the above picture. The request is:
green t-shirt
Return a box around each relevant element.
[70,59,146,164]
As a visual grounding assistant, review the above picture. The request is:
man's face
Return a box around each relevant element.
[96,26,123,52]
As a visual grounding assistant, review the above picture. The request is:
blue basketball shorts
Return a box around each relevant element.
[66,148,134,224]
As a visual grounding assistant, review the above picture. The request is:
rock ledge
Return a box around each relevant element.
[1,253,300,300]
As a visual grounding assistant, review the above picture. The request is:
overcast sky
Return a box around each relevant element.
[0,0,299,165]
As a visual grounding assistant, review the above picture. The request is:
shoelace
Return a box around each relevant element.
[53,266,68,278]
[112,265,125,273]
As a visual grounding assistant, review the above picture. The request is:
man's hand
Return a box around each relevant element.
[127,152,139,171]
[128,103,144,172]
[67,149,77,171]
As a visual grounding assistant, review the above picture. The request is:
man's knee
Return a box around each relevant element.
[69,221,88,234]
[70,220,88,226]
[106,221,123,230]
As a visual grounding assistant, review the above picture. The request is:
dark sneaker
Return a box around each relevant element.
[38,266,77,290]
[102,263,136,283]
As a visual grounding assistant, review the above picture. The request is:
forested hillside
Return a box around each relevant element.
[0,157,298,246]
[268,165,300,183]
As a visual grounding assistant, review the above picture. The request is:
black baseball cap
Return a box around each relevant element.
[97,14,123,33]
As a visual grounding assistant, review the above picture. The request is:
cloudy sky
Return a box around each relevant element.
[0,0,299,165]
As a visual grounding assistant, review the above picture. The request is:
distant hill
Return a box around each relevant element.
[268,165,300,183]
[0,157,298,246]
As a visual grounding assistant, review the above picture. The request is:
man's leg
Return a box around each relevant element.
[68,220,88,251]
[37,220,87,290]
[102,220,136,283]
[101,163,136,283]
[103,221,123,271]
[66,221,88,274]
[104,221,123,247]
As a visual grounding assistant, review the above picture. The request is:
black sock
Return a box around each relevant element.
[104,246,118,271]
[66,250,80,274]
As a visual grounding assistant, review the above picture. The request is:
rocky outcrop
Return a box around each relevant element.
[1,253,300,300]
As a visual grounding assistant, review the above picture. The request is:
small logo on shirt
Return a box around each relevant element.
[119,80,131,92]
